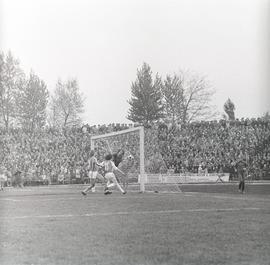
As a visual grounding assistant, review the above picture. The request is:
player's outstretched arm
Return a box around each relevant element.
[115,167,125,176]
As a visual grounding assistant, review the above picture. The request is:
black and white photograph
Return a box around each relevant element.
[0,0,270,264]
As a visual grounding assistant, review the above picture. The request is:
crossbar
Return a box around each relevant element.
[91,126,143,140]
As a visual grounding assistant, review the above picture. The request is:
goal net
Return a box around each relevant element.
[90,126,182,193]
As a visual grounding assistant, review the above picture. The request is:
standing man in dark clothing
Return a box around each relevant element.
[235,155,247,194]
[14,170,23,188]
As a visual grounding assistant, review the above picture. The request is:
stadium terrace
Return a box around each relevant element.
[0,117,269,187]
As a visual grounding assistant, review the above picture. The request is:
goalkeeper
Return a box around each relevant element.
[112,149,125,167]
[112,149,125,183]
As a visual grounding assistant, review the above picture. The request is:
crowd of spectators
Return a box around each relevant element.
[157,118,270,179]
[0,118,269,186]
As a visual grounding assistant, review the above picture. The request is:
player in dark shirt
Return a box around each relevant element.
[235,155,247,194]
[112,149,125,182]
[81,150,101,195]
[112,149,125,167]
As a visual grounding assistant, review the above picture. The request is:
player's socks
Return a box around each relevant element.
[107,183,115,188]
[114,182,124,193]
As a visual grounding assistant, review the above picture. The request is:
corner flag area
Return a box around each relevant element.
[1,183,270,265]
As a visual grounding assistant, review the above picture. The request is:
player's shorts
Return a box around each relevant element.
[104,172,117,183]
[89,171,98,179]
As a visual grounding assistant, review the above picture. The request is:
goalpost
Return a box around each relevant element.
[90,126,146,192]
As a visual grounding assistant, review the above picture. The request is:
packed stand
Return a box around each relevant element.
[0,118,269,186]
[157,118,270,180]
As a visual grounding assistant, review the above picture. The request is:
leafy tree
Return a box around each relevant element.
[15,72,49,131]
[127,63,164,127]
[0,51,23,130]
[224,98,235,120]
[50,78,84,127]
[161,74,184,125]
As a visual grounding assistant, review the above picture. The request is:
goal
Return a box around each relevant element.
[90,126,146,192]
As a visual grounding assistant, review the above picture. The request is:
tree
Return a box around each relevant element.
[261,111,270,122]
[161,74,184,125]
[15,72,49,131]
[224,98,235,120]
[0,51,23,130]
[127,63,164,126]
[180,70,216,124]
[50,78,84,128]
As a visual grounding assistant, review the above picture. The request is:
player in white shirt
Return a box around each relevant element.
[100,153,126,195]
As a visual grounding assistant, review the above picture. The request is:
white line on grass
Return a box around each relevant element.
[0,207,265,220]
[0,198,22,202]
[1,192,270,202]
[0,196,86,202]
[0,192,200,202]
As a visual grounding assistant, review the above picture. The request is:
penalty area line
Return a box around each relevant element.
[0,207,264,220]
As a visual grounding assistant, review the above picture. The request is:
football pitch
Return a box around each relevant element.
[0,183,270,265]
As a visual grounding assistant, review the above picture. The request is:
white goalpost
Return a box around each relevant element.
[90,126,146,192]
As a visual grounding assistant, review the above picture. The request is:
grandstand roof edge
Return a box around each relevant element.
[91,126,144,140]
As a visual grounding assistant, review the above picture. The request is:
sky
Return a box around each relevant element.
[1,0,270,125]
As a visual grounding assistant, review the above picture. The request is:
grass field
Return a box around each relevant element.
[0,183,270,265]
